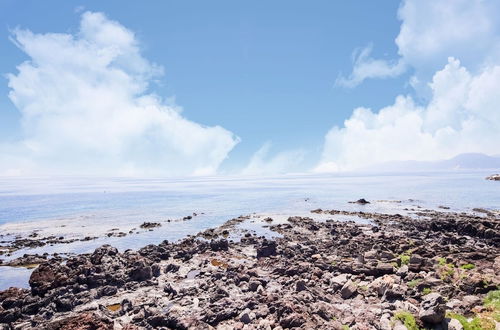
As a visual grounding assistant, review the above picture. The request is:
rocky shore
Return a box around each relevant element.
[0,205,499,329]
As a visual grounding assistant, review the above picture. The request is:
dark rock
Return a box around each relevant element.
[140,222,161,229]
[90,245,118,264]
[99,286,117,297]
[486,174,500,181]
[256,240,277,258]
[165,263,180,273]
[340,280,357,299]
[296,280,307,292]
[354,198,370,204]
[280,313,305,328]
[210,239,229,252]
[129,262,152,282]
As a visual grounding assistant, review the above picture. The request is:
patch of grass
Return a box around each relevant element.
[484,290,500,310]
[393,311,420,330]
[439,263,455,281]
[447,312,495,330]
[341,325,350,330]
[461,263,475,270]
[400,254,410,265]
[407,279,421,289]
[438,257,446,266]
[421,287,432,295]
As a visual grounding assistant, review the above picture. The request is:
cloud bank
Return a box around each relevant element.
[317,0,500,172]
[1,12,239,176]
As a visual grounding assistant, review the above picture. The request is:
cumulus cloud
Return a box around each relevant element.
[337,0,500,89]
[318,58,500,172]
[318,0,500,171]
[335,44,406,88]
[241,142,305,175]
[1,12,239,176]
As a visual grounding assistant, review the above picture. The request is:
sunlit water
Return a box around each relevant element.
[0,170,499,289]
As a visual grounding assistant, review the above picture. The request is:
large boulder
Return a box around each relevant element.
[340,280,357,299]
[419,293,446,324]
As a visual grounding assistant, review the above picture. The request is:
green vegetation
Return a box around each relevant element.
[438,257,447,266]
[421,287,432,295]
[447,312,495,330]
[484,290,500,310]
[407,279,421,288]
[460,263,475,270]
[439,263,455,281]
[341,325,350,330]
[393,311,420,330]
[358,285,368,292]
[400,254,410,265]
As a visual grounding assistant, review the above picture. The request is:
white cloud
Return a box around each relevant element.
[396,0,500,76]
[317,58,500,171]
[318,0,500,171]
[337,0,500,89]
[1,12,239,176]
[241,142,305,175]
[335,44,406,88]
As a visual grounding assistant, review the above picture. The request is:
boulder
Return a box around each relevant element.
[209,239,229,252]
[340,280,357,299]
[330,274,349,289]
[419,293,446,324]
[256,240,277,258]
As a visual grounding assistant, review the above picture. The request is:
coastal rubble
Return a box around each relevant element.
[0,207,498,329]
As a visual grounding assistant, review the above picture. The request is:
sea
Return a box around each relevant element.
[0,170,499,289]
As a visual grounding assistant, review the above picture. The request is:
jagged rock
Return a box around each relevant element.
[129,262,152,282]
[396,265,409,277]
[256,240,277,258]
[139,222,161,229]
[340,280,357,299]
[295,280,306,292]
[209,239,229,251]
[369,275,398,296]
[419,293,446,324]
[330,274,349,289]
[280,313,305,328]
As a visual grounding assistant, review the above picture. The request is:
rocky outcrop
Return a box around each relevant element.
[486,174,500,181]
[419,293,446,324]
[0,208,499,329]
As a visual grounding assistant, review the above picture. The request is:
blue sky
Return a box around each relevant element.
[0,1,499,176]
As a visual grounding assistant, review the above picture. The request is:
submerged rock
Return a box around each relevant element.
[485,174,500,181]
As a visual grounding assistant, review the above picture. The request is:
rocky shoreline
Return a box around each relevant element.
[0,205,499,329]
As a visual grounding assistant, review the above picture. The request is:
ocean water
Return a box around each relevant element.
[0,170,499,289]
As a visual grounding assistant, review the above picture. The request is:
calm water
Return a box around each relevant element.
[0,171,499,289]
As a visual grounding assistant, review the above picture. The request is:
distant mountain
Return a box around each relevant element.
[363,153,500,172]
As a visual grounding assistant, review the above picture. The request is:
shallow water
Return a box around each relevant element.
[0,170,499,289]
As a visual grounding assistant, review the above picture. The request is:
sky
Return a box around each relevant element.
[0,0,499,176]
